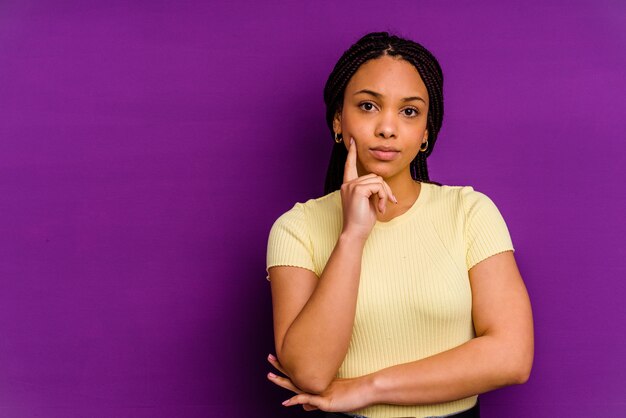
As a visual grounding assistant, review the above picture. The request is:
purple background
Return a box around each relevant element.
[1,1,624,417]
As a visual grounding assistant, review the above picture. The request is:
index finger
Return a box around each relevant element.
[343,137,358,183]
[267,354,288,376]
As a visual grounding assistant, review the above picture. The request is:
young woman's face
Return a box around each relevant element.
[334,55,429,181]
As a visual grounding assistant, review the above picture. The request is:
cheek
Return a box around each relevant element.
[341,111,371,137]
[339,114,356,148]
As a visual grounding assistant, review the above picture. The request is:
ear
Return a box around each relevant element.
[423,129,429,143]
[332,110,342,134]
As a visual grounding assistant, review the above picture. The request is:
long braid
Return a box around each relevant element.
[323,32,444,194]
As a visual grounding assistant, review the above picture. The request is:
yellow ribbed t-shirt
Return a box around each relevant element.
[266,182,515,418]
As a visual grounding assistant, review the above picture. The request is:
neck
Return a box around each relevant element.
[374,169,421,222]
[386,169,419,200]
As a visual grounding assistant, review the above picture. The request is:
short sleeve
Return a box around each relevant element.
[461,186,515,271]
[266,203,316,280]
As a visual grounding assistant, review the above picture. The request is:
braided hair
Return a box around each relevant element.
[323,32,444,194]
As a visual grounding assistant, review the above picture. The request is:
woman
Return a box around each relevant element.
[265,32,534,418]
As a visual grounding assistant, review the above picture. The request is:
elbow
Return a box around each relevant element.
[506,352,533,385]
[511,360,533,385]
[287,362,333,394]
[291,373,332,395]
[506,366,530,385]
[276,354,333,394]
[495,331,534,386]
[490,338,533,387]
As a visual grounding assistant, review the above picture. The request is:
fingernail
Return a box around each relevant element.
[268,353,276,360]
[350,137,354,144]
[393,195,398,203]
[282,399,291,406]
[268,372,277,378]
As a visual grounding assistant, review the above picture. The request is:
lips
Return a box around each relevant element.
[371,146,399,152]
[369,147,400,161]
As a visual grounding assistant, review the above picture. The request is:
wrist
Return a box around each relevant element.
[359,372,381,407]
[338,230,368,247]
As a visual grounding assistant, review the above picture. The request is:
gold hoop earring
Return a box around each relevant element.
[420,139,429,152]
[334,132,343,143]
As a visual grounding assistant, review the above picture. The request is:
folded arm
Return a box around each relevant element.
[269,139,396,394]
[272,250,534,411]
[368,250,534,405]
[269,233,366,394]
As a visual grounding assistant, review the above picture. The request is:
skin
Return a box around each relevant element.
[267,55,534,413]
[336,54,430,222]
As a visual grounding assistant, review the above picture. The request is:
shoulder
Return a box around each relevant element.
[458,185,497,208]
[424,183,514,270]
[268,191,341,237]
[266,191,341,277]
[421,182,483,211]
[456,185,506,223]
[426,182,484,198]
[270,191,341,227]
[425,182,499,212]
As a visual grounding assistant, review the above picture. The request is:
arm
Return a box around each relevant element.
[366,250,534,405]
[276,250,534,411]
[270,138,395,394]
[269,233,365,394]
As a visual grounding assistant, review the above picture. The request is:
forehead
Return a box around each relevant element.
[346,55,428,99]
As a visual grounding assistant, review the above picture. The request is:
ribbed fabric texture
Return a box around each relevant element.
[266,182,514,418]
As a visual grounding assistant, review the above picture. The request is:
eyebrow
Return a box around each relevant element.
[353,89,426,104]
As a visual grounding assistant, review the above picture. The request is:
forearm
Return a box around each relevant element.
[279,233,365,392]
[364,334,533,406]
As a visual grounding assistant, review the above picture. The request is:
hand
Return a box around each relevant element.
[281,377,373,413]
[267,353,373,413]
[340,137,397,240]
[266,353,318,411]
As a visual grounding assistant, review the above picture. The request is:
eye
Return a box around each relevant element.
[358,102,376,112]
[402,107,419,117]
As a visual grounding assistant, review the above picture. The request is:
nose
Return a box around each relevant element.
[375,109,397,139]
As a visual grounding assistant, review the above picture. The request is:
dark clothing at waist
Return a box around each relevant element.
[323,398,480,418]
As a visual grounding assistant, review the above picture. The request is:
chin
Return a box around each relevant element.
[363,165,398,180]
